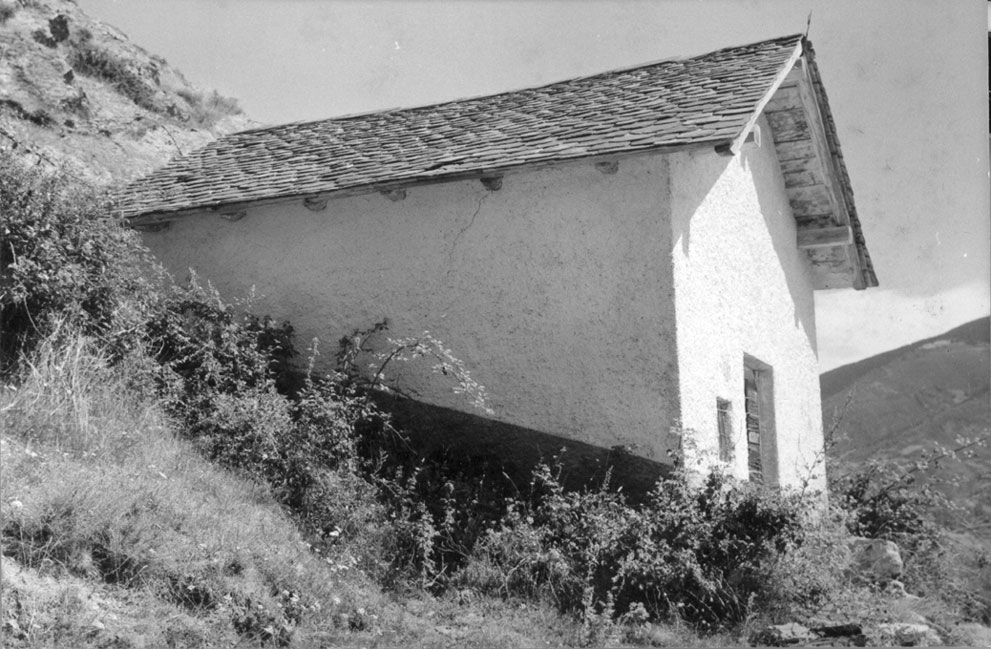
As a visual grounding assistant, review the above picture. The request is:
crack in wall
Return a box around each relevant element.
[446,191,489,271]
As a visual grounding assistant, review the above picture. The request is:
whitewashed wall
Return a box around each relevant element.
[143,155,682,460]
[668,116,825,490]
[143,128,826,488]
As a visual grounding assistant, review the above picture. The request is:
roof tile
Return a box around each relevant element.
[120,34,804,218]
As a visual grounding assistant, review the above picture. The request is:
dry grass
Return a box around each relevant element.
[175,87,244,127]
[7,330,982,646]
[0,331,389,647]
[1,330,157,457]
[0,331,596,647]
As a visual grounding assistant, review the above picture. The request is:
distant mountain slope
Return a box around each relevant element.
[821,317,990,400]
[821,316,991,530]
[0,0,255,185]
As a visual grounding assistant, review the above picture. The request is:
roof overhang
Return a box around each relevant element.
[125,36,875,291]
[124,139,729,226]
[757,42,877,290]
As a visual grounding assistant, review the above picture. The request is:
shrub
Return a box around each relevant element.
[371,450,515,590]
[146,278,298,481]
[74,25,92,43]
[0,329,360,646]
[336,321,492,416]
[834,459,948,544]
[202,89,243,116]
[176,88,244,127]
[0,151,159,370]
[830,437,991,627]
[69,42,160,112]
[146,277,295,398]
[31,27,56,48]
[144,277,396,551]
[455,461,816,632]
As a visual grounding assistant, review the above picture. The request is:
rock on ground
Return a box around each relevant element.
[847,536,903,583]
[873,622,941,647]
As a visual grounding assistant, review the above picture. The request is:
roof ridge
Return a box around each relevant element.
[233,33,806,137]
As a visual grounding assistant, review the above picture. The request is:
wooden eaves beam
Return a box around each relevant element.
[125,140,717,227]
[796,225,853,249]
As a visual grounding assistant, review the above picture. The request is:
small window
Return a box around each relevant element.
[743,356,776,485]
[716,398,734,462]
[744,368,763,482]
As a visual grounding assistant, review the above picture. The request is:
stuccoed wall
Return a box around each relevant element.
[142,154,681,460]
[668,116,825,490]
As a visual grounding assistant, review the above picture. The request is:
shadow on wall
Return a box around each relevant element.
[671,144,813,342]
[374,393,673,501]
[746,147,816,340]
[671,148,728,259]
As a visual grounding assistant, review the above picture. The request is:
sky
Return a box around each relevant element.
[79,0,991,372]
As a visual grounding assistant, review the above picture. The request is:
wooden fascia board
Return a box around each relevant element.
[811,271,857,291]
[125,139,730,226]
[723,39,805,157]
[793,58,850,229]
[797,225,853,249]
[779,54,869,290]
[801,51,877,290]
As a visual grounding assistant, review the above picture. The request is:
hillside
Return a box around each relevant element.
[0,334,584,648]
[0,0,254,186]
[822,316,991,531]
[3,3,990,643]
[821,317,990,400]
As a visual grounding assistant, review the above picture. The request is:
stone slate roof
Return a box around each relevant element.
[119,34,805,219]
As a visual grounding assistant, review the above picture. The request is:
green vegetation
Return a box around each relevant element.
[68,41,162,114]
[829,443,991,627]
[2,333,342,646]
[0,152,156,367]
[2,152,989,646]
[65,36,242,126]
[175,88,244,127]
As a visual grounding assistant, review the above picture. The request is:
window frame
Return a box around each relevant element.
[716,397,734,463]
[743,354,777,485]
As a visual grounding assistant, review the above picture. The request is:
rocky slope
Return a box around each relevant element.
[821,316,991,532]
[0,0,254,186]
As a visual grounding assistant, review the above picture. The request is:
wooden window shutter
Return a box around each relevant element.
[716,398,733,462]
[744,367,763,483]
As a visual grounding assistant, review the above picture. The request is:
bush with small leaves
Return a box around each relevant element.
[0,151,159,370]
[69,41,160,112]
[457,461,816,632]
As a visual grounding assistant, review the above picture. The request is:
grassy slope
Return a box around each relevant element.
[0,334,596,648]
[3,335,987,647]
[0,0,254,186]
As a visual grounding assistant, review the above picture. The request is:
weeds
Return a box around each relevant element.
[0,332,372,646]
[829,429,991,626]
[453,461,817,632]
[0,324,157,457]
[0,152,158,368]
[68,41,161,113]
[4,150,991,645]
[176,88,244,127]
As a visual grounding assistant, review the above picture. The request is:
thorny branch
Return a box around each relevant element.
[337,321,493,416]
